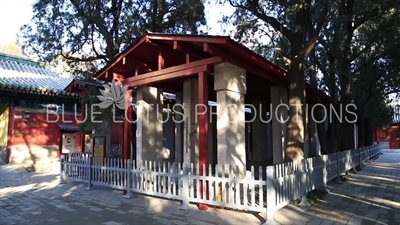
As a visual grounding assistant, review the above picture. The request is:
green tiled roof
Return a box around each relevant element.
[58,123,79,132]
[0,53,77,98]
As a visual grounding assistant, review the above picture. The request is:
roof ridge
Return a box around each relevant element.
[0,52,39,67]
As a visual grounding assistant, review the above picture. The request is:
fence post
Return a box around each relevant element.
[345,151,349,176]
[369,146,372,160]
[123,159,133,199]
[178,163,189,211]
[320,155,330,193]
[335,151,342,184]
[361,147,366,166]
[60,154,66,184]
[352,149,358,173]
[299,159,310,207]
[84,156,94,191]
[265,166,277,223]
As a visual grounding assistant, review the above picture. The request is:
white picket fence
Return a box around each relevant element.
[60,144,382,221]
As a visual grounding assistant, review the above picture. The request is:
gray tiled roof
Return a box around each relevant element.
[58,123,79,131]
[0,53,76,97]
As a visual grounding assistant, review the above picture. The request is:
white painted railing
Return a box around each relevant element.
[60,144,382,222]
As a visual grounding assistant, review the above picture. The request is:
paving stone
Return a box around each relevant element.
[89,206,104,212]
[169,219,188,225]
[0,149,399,225]
[127,209,142,214]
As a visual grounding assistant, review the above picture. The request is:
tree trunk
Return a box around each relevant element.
[332,117,343,153]
[364,117,373,146]
[285,61,306,161]
[151,0,159,32]
[358,112,365,147]
[309,48,329,155]
[340,123,353,150]
[285,33,306,161]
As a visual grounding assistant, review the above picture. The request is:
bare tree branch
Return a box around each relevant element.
[298,0,329,61]
[228,0,293,40]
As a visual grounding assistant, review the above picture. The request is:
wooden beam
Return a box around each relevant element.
[123,56,223,87]
[224,41,288,77]
[147,40,187,63]
[186,54,190,63]
[123,57,152,72]
[96,36,147,79]
[113,72,124,83]
[203,43,330,103]
[173,41,206,59]
[203,43,287,86]
[158,49,164,70]
[124,65,208,87]
[148,34,228,44]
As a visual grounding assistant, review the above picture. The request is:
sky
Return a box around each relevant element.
[0,0,236,46]
[0,0,37,45]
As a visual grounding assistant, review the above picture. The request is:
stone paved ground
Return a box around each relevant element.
[0,166,266,225]
[0,149,399,225]
[273,149,400,225]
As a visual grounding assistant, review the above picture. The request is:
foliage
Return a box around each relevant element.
[0,42,21,56]
[20,0,207,135]
[226,0,329,160]
[291,189,328,206]
[226,0,400,151]
[20,0,207,71]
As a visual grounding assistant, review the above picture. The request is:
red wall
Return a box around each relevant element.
[10,110,123,146]
[11,111,79,146]
[375,126,400,149]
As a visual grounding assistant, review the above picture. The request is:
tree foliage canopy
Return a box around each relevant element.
[20,0,206,72]
[226,0,400,152]
[21,0,206,137]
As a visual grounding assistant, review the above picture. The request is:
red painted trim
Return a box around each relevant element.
[6,106,14,164]
[158,49,164,70]
[96,36,148,79]
[204,43,331,103]
[198,71,209,210]
[123,56,222,87]
[78,90,86,98]
[148,34,228,44]
[123,57,151,72]
[122,91,133,195]
[173,41,207,60]
[80,103,85,152]
[124,65,208,87]
[224,41,287,77]
[58,131,63,161]
[123,91,133,160]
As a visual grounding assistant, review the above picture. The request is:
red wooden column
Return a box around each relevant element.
[80,105,86,153]
[78,91,86,153]
[122,91,133,195]
[123,91,133,160]
[198,71,209,210]
[58,131,63,161]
